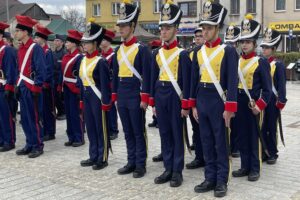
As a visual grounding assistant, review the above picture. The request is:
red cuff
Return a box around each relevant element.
[31,85,42,93]
[224,101,237,112]
[102,104,112,111]
[141,93,149,104]
[149,97,155,107]
[57,85,62,92]
[43,82,51,89]
[256,98,267,111]
[188,98,196,108]
[4,84,15,92]
[276,101,285,110]
[112,93,117,102]
[181,99,189,109]
[80,101,84,110]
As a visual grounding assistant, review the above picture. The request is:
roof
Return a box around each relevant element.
[48,14,63,20]
[47,19,75,40]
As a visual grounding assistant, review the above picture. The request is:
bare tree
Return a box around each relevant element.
[60,6,86,31]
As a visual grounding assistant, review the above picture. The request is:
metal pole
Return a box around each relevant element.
[6,0,9,22]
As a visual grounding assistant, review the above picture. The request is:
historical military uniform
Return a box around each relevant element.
[224,24,241,157]
[190,2,238,197]
[101,30,119,140]
[260,27,287,164]
[0,22,17,152]
[60,30,84,147]
[186,27,205,170]
[15,15,46,158]
[232,15,272,181]
[112,0,151,178]
[79,22,111,170]
[34,25,56,141]
[149,1,190,187]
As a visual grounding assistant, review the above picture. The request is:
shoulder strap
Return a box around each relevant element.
[159,48,184,76]
[63,54,80,78]
[270,60,278,96]
[17,43,36,86]
[200,44,226,75]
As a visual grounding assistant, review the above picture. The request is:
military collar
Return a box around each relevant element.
[21,37,34,48]
[86,50,99,58]
[123,36,137,47]
[242,51,256,59]
[205,37,221,48]
[163,40,178,50]
[268,56,275,63]
[69,48,80,57]
[0,39,4,47]
[101,47,113,58]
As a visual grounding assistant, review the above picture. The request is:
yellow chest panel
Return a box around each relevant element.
[197,46,225,83]
[238,58,259,89]
[79,57,98,86]
[156,48,180,81]
[117,44,139,77]
[270,62,276,80]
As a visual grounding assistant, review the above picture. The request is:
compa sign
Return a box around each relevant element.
[270,21,300,32]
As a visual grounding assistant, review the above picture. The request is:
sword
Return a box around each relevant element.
[278,110,285,147]
[33,93,43,128]
[141,108,148,153]
[5,92,16,123]
[225,127,231,157]
[104,110,113,154]
[183,117,192,155]
[254,114,270,157]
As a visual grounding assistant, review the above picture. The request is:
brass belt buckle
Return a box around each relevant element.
[248,99,256,109]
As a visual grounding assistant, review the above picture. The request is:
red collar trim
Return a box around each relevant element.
[163,40,178,50]
[101,48,113,57]
[22,38,34,48]
[43,44,49,52]
[124,36,137,47]
[242,51,256,59]
[268,56,275,63]
[205,37,221,48]
[0,40,4,47]
[86,50,99,58]
[69,48,79,57]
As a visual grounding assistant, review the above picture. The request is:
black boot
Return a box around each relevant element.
[186,159,205,169]
[231,151,240,158]
[28,149,43,158]
[81,159,95,167]
[72,141,85,147]
[133,167,146,178]
[248,171,260,181]
[194,180,216,193]
[117,164,136,175]
[44,135,55,141]
[148,121,157,128]
[56,114,66,120]
[154,170,172,184]
[170,172,183,187]
[92,161,108,170]
[152,153,163,162]
[0,144,15,152]
[64,141,73,146]
[16,148,31,156]
[190,143,195,151]
[232,168,249,177]
[266,155,278,165]
[214,184,227,198]
[110,133,118,140]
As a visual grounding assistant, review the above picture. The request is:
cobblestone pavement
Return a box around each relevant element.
[0,82,300,200]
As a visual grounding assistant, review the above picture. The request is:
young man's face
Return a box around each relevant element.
[262,46,273,58]
[14,28,27,41]
[160,25,177,42]
[240,40,255,54]
[119,23,133,40]
[34,36,45,46]
[202,24,218,42]
[82,41,95,53]
[194,31,204,46]
[100,39,110,50]
[65,41,76,51]
[54,39,64,49]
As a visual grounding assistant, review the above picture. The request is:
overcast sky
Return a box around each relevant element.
[19,0,86,15]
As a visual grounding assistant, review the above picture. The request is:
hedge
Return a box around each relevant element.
[275,52,300,66]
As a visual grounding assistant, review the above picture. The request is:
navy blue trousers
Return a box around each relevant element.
[64,86,84,143]
[108,103,119,135]
[19,86,44,151]
[230,117,239,154]
[155,82,184,173]
[43,88,56,137]
[189,113,204,161]
[236,93,261,173]
[196,86,229,184]
[83,87,108,162]
[0,89,16,146]
[262,95,279,158]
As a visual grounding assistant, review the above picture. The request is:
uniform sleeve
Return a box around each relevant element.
[99,59,112,111]
[75,55,83,89]
[180,50,191,110]
[44,50,54,88]
[275,61,287,109]
[31,45,46,93]
[188,48,200,108]
[3,47,17,92]
[149,50,160,107]
[256,58,272,111]
[56,55,65,92]
[224,46,239,112]
[111,47,120,102]
[140,45,152,104]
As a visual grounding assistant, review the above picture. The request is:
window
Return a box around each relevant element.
[153,0,162,13]
[230,0,240,14]
[296,0,300,10]
[112,2,120,15]
[178,2,197,17]
[275,0,286,11]
[93,4,101,16]
[247,0,256,13]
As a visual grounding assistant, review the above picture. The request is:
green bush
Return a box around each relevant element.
[275,52,300,66]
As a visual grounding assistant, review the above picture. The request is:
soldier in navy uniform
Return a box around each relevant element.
[232,14,272,182]
[59,30,85,147]
[112,0,151,178]
[224,24,241,158]
[260,26,287,165]
[149,0,191,187]
[186,27,205,170]
[100,29,119,140]
[189,1,238,197]
[53,34,67,120]
[34,24,56,141]
[0,22,17,152]
[79,20,112,170]
[14,15,46,158]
